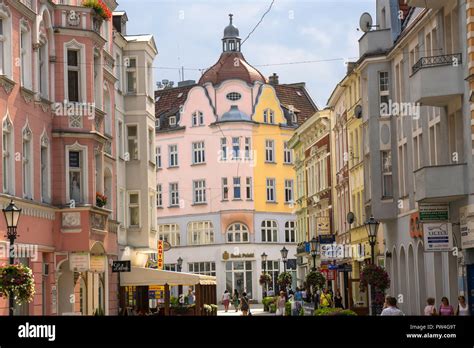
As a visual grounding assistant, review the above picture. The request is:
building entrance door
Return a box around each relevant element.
[348,278,369,315]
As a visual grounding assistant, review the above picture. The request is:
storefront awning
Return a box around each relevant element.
[120,267,216,286]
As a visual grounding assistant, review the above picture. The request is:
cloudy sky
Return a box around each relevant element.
[117,0,376,107]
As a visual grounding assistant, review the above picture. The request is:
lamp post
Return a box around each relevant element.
[177,257,183,301]
[310,237,319,272]
[261,252,268,297]
[364,215,380,316]
[2,200,22,316]
[280,247,288,273]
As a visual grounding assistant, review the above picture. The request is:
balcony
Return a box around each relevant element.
[414,163,468,202]
[406,0,445,9]
[410,54,463,106]
[358,29,392,57]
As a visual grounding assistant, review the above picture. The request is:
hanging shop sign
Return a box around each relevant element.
[423,223,453,252]
[460,206,474,250]
[90,255,106,273]
[69,252,90,272]
[317,216,330,235]
[409,211,423,238]
[319,234,336,244]
[419,203,449,222]
[157,240,164,270]
[112,260,131,273]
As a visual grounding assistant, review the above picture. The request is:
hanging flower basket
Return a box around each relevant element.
[305,271,326,290]
[0,264,35,305]
[96,192,107,207]
[82,0,112,21]
[277,272,292,289]
[259,273,272,286]
[359,264,390,292]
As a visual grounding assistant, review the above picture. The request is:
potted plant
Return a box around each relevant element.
[359,264,390,311]
[277,272,292,290]
[262,296,276,312]
[82,0,112,21]
[306,271,326,291]
[0,263,35,305]
[314,307,357,316]
[96,192,107,207]
[259,273,272,286]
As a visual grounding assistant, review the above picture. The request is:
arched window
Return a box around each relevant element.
[227,223,249,243]
[22,124,33,199]
[263,109,275,124]
[20,19,32,89]
[158,223,180,246]
[187,221,214,245]
[2,117,14,194]
[285,221,295,243]
[261,220,278,243]
[0,3,12,78]
[192,111,204,126]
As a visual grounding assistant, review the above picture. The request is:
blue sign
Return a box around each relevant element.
[305,242,310,253]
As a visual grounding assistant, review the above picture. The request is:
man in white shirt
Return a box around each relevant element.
[381,296,404,316]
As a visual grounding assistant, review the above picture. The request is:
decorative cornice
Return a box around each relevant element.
[0,75,15,94]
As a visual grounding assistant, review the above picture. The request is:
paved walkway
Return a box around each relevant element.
[217,304,274,316]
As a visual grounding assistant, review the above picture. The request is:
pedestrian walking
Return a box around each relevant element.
[320,288,332,308]
[313,289,320,310]
[276,291,286,316]
[439,297,454,316]
[222,289,231,312]
[455,296,469,316]
[334,289,344,309]
[380,296,404,316]
[240,292,250,316]
[187,288,195,305]
[294,287,303,315]
[424,297,437,316]
[232,289,240,312]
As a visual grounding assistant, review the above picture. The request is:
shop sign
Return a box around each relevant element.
[222,251,254,260]
[419,203,449,222]
[460,206,474,250]
[338,264,352,272]
[409,211,423,238]
[321,269,336,281]
[157,240,164,270]
[423,223,453,252]
[90,255,106,273]
[69,252,90,272]
[112,260,131,273]
[317,216,330,234]
[149,285,164,299]
[319,234,336,244]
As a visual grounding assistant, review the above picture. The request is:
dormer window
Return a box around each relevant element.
[192,111,204,126]
[226,92,241,101]
[169,116,176,126]
[291,111,297,124]
[155,118,160,130]
[263,109,275,124]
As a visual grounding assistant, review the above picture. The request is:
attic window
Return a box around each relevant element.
[169,116,176,126]
[296,91,302,97]
[177,92,183,98]
[226,92,241,101]
[155,118,160,130]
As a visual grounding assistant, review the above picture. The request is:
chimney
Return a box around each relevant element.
[347,62,356,74]
[269,73,279,85]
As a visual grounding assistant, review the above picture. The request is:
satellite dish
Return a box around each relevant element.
[355,105,363,119]
[359,12,373,33]
[347,212,355,225]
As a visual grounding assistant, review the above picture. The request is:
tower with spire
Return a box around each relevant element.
[222,14,241,52]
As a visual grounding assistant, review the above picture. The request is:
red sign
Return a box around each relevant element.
[321,269,336,281]
[410,212,423,238]
[157,240,164,270]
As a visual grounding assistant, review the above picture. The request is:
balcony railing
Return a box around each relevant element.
[412,53,462,75]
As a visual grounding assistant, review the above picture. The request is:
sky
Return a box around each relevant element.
[117,0,376,108]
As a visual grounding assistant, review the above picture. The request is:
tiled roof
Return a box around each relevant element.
[155,85,195,118]
[273,84,318,126]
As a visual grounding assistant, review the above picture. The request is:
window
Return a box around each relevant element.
[169,144,178,167]
[156,184,162,207]
[222,178,229,200]
[285,221,295,242]
[67,49,80,102]
[263,109,275,124]
[265,140,275,162]
[68,150,84,203]
[225,261,252,298]
[156,146,161,168]
[398,143,408,197]
[128,192,140,227]
[245,177,252,200]
[226,92,241,101]
[233,177,241,199]
[192,111,204,126]
[284,179,294,203]
[189,262,216,276]
[38,40,48,99]
[283,142,292,164]
[192,141,205,164]
[126,57,137,93]
[169,183,179,206]
[261,220,278,243]
[381,151,393,198]
[379,72,389,110]
[266,178,276,202]
[227,223,249,243]
[155,118,160,131]
[126,125,138,160]
[158,224,180,246]
[40,135,49,203]
[193,180,206,204]
[148,128,154,163]
[187,221,214,245]
[20,21,32,89]
[149,192,156,230]
[220,138,227,161]
[22,127,32,199]
[169,116,176,126]
[116,53,122,91]
[2,118,13,194]
[147,61,153,96]
[232,137,240,160]
[0,18,4,75]
[244,137,251,160]
[117,121,124,158]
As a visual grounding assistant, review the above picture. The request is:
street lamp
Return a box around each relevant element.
[364,215,380,316]
[177,257,183,301]
[2,200,22,316]
[310,237,319,272]
[261,252,268,297]
[280,247,288,273]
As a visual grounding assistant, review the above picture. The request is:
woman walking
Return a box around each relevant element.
[240,292,250,316]
[455,296,469,316]
[334,289,344,309]
[439,297,454,316]
[276,291,286,316]
[232,289,240,312]
[424,297,437,316]
[222,290,231,312]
